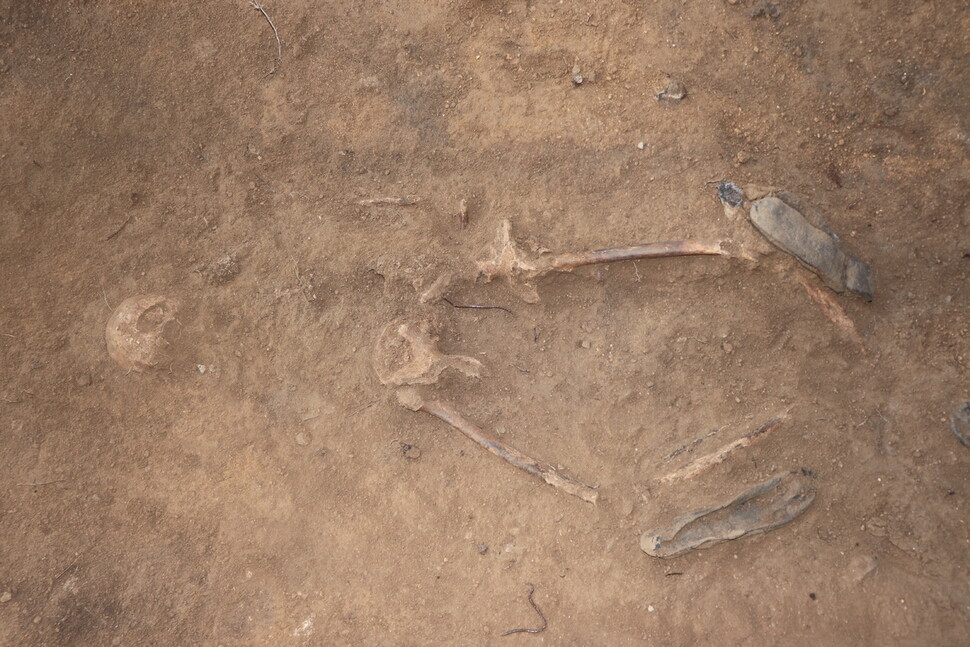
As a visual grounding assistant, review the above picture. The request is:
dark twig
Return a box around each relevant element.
[250,1,282,76]
[18,479,68,487]
[442,297,514,315]
[3,388,34,404]
[348,400,377,417]
[105,214,133,240]
[502,583,547,636]
[52,561,80,585]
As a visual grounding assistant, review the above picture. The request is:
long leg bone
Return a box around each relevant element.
[796,273,866,352]
[659,418,784,484]
[477,220,730,302]
[397,388,599,504]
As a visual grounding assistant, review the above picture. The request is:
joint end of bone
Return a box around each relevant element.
[396,387,425,411]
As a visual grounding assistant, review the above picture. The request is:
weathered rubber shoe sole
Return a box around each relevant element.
[640,471,816,558]
[750,196,874,300]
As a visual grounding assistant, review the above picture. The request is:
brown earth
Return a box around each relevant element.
[1,1,968,645]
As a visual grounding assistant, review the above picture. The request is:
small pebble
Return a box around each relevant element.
[476,543,488,555]
[402,443,422,460]
[647,605,655,612]
[722,342,734,354]
[848,555,878,582]
[749,1,781,19]
[656,80,687,102]
[295,432,309,446]
[716,181,745,207]
[197,364,206,374]
[571,64,584,85]
[619,498,635,517]
[75,373,92,387]
[0,591,11,603]
[637,141,645,150]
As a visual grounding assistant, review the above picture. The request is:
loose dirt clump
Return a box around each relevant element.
[104,295,180,372]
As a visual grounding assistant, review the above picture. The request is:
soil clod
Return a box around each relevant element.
[749,2,781,19]
[199,254,240,286]
[105,296,180,372]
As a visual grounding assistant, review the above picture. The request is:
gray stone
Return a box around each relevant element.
[657,80,687,102]
[951,402,970,448]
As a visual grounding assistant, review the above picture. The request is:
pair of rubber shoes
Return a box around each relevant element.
[641,191,876,558]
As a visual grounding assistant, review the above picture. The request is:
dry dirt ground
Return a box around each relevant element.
[1,1,968,645]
